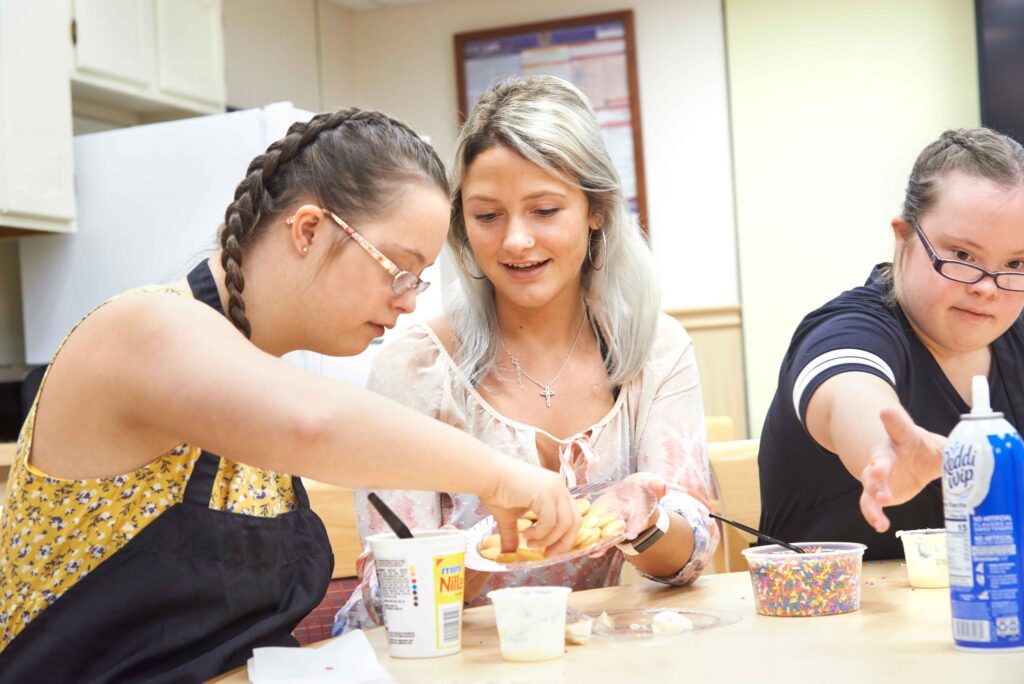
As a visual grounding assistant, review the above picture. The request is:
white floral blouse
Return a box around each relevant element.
[334,313,719,634]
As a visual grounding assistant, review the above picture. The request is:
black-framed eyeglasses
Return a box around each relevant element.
[286,209,430,295]
[911,219,1024,292]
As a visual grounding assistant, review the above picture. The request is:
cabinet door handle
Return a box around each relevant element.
[70,19,77,46]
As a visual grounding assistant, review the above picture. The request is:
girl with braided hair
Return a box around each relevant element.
[758,127,1024,560]
[0,108,580,682]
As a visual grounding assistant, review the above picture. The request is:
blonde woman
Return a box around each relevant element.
[337,76,719,633]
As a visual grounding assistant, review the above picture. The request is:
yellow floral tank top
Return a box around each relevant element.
[0,286,299,652]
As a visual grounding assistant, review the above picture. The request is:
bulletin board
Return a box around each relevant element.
[454,11,649,231]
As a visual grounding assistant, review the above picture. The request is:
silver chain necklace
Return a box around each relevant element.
[499,313,587,408]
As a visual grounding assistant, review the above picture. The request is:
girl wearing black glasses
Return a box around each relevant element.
[0,109,579,683]
[758,127,1024,560]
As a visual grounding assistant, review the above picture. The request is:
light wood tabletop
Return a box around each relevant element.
[213,560,1023,683]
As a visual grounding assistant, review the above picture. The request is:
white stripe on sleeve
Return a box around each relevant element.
[792,349,896,422]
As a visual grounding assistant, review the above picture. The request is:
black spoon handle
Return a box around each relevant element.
[710,512,805,554]
[368,492,414,539]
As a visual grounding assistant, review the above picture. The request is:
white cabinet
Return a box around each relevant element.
[0,0,76,234]
[73,0,154,86]
[70,0,226,117]
[155,0,225,106]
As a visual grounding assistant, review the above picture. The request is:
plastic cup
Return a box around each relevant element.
[367,530,467,658]
[488,586,571,662]
[895,528,949,588]
[741,542,866,617]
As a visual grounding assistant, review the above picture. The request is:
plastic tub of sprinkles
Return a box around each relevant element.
[741,542,867,617]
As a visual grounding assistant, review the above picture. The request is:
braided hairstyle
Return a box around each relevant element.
[902,127,1024,224]
[218,108,448,338]
[883,127,1024,301]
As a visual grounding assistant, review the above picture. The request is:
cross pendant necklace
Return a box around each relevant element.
[500,311,587,409]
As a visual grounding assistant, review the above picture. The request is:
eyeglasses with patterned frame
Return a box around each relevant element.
[910,219,1024,292]
[285,208,430,295]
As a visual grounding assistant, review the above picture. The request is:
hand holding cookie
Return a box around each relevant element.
[479,497,626,564]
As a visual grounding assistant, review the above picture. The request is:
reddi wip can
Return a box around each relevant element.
[942,375,1024,651]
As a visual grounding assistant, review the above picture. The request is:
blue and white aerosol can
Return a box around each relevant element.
[942,375,1024,651]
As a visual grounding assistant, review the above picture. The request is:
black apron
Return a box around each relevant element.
[0,261,333,683]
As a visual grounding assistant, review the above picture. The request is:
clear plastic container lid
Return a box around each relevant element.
[565,606,741,642]
[741,541,867,560]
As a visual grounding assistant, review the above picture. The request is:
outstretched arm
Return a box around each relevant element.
[34,292,579,553]
[805,372,944,532]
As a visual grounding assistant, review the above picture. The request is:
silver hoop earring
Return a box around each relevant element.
[587,230,607,271]
[459,237,488,280]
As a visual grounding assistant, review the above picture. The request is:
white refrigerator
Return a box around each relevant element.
[19,103,445,385]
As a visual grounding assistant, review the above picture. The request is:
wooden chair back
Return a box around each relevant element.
[304,481,362,579]
[704,415,735,443]
[708,439,761,572]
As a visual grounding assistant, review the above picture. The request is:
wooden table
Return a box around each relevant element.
[214,561,1022,683]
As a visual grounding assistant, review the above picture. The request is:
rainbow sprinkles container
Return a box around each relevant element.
[741,542,867,617]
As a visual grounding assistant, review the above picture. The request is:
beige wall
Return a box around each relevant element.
[222,0,323,111]
[317,0,356,110]
[725,0,981,436]
[222,0,357,112]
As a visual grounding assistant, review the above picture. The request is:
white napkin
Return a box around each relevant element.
[247,630,395,683]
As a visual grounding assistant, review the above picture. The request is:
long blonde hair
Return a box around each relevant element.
[446,75,660,388]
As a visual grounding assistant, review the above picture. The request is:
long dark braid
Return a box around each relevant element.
[218,108,447,338]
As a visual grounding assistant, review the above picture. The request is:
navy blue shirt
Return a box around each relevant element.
[758,265,1024,560]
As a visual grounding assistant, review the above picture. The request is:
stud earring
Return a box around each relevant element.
[302,246,309,254]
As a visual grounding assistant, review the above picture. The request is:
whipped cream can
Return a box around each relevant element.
[942,376,1024,651]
